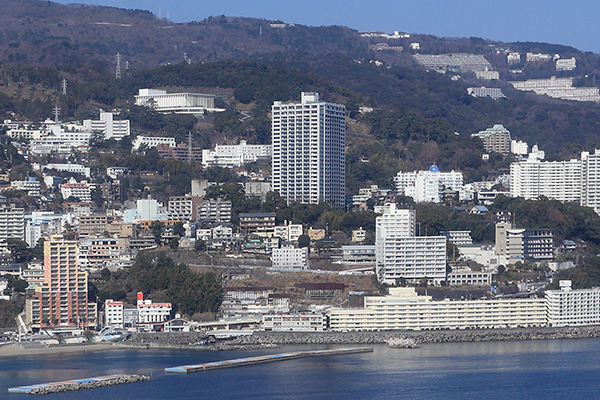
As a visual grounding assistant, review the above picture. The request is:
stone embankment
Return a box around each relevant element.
[12,375,150,395]
[231,326,600,346]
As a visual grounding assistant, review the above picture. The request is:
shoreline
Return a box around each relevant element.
[4,326,600,357]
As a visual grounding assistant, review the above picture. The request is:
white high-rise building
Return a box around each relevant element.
[375,203,446,285]
[581,149,600,209]
[271,92,345,208]
[510,157,582,202]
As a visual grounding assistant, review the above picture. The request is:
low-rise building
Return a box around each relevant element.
[546,280,600,327]
[328,287,546,331]
[239,213,276,237]
[271,246,309,270]
[104,299,124,326]
[136,292,172,324]
[262,313,326,331]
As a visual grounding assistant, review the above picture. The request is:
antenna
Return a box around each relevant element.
[158,4,162,19]
[115,53,122,79]
[61,79,68,95]
[53,106,61,123]
[125,61,130,70]
[183,52,191,64]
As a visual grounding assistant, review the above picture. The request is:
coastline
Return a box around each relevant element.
[0,343,119,358]
[4,326,600,357]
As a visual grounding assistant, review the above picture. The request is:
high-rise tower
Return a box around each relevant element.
[271,92,345,208]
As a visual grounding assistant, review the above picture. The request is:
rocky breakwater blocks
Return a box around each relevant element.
[8,374,151,395]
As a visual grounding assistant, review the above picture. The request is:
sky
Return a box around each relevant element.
[54,0,600,53]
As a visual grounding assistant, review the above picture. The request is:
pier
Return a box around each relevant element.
[8,374,150,395]
[165,347,373,373]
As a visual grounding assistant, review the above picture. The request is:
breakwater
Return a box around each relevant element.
[165,347,373,373]
[230,326,600,346]
[8,374,150,395]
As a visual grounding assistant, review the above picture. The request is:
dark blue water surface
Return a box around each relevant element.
[2,339,600,399]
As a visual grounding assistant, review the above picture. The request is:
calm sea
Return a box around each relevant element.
[2,339,600,399]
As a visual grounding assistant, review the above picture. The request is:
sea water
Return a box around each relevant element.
[2,339,600,399]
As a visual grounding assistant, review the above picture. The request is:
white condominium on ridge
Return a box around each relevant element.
[510,148,600,209]
[271,92,345,208]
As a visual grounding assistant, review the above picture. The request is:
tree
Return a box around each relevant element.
[172,221,185,237]
[298,234,311,248]
[5,239,30,263]
[150,220,164,246]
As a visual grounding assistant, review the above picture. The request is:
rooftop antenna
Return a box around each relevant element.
[53,106,61,123]
[61,79,68,96]
[115,53,122,79]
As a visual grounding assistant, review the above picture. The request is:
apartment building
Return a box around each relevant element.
[25,235,97,330]
[197,198,233,222]
[202,140,272,168]
[329,287,546,331]
[104,299,124,326]
[495,222,554,264]
[395,166,464,203]
[131,136,176,151]
[83,110,130,141]
[0,205,25,252]
[271,92,346,208]
[271,246,309,270]
[546,280,600,327]
[471,124,511,155]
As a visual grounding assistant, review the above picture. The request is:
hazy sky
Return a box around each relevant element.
[54,0,600,53]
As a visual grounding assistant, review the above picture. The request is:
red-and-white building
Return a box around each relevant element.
[136,292,172,323]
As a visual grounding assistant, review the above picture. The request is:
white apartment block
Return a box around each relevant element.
[510,77,600,103]
[262,313,326,332]
[511,140,529,155]
[509,150,600,207]
[440,231,473,245]
[413,54,492,72]
[11,178,41,197]
[556,57,576,71]
[83,111,130,141]
[467,87,505,100]
[136,292,172,323]
[131,136,176,151]
[168,195,200,221]
[104,300,124,326]
[60,179,93,203]
[134,89,217,114]
[29,136,82,156]
[447,269,493,286]
[202,141,272,168]
[271,246,309,270]
[526,52,552,62]
[197,198,232,222]
[375,203,416,239]
[42,163,91,178]
[0,205,25,251]
[106,167,128,180]
[328,287,546,331]
[6,128,48,140]
[395,167,463,203]
[507,52,521,64]
[273,224,303,241]
[474,70,500,80]
[271,92,346,209]
[546,281,600,327]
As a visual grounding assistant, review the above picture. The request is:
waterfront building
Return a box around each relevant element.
[262,313,326,331]
[271,92,346,208]
[25,235,97,330]
[546,280,600,327]
[104,300,124,326]
[328,287,546,331]
[136,292,172,324]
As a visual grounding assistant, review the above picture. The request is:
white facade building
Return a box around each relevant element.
[271,246,309,270]
[104,300,124,326]
[262,313,326,331]
[136,292,172,323]
[375,204,446,285]
[546,281,600,327]
[131,136,176,151]
[11,178,41,197]
[134,89,218,114]
[60,179,93,203]
[271,92,346,208]
[42,163,91,178]
[83,111,130,141]
[328,287,546,331]
[202,141,272,168]
[395,166,463,203]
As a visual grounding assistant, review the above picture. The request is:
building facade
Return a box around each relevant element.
[271,92,346,208]
[546,280,600,327]
[471,124,511,155]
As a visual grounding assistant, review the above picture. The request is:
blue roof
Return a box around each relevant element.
[429,165,439,172]
[474,205,489,212]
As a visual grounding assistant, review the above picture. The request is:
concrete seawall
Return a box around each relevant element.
[230,326,600,346]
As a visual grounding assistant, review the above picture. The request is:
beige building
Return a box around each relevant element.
[329,287,546,331]
[471,124,511,155]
